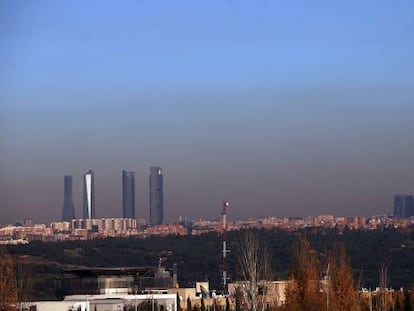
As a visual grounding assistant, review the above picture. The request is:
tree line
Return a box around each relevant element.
[3,226,414,304]
[233,232,414,311]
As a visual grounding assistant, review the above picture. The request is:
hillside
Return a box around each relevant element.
[6,226,414,300]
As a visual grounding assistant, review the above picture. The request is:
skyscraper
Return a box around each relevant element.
[149,166,163,225]
[83,169,96,219]
[62,175,75,221]
[122,170,135,219]
[394,194,414,218]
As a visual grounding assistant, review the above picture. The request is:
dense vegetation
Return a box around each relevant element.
[6,226,414,300]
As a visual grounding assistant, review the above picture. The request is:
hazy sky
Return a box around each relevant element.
[1,0,414,225]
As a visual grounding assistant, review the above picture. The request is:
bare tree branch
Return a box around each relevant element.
[236,231,273,311]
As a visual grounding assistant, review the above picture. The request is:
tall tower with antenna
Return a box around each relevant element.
[221,200,230,293]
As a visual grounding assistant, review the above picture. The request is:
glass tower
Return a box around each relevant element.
[83,169,96,219]
[149,166,163,225]
[62,175,76,221]
[122,170,135,219]
[394,194,414,218]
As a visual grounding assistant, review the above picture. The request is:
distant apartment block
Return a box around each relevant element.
[122,170,135,219]
[2,214,413,244]
[83,170,96,219]
[72,217,137,231]
[393,194,414,218]
[149,166,164,225]
[62,175,76,221]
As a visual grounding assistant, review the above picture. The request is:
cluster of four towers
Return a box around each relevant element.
[62,167,164,225]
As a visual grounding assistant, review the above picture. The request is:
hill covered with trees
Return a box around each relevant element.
[5,226,414,300]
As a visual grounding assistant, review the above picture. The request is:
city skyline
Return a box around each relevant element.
[10,168,413,226]
[1,1,414,225]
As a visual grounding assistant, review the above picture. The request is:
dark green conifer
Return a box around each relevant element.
[404,290,413,311]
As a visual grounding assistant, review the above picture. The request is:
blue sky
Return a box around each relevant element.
[1,0,414,224]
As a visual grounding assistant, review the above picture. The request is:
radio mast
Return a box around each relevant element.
[222,200,230,293]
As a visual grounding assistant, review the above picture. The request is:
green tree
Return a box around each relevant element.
[404,290,413,311]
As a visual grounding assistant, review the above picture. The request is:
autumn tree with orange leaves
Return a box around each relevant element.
[283,235,324,311]
[0,247,18,311]
[283,236,360,311]
[326,243,358,311]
